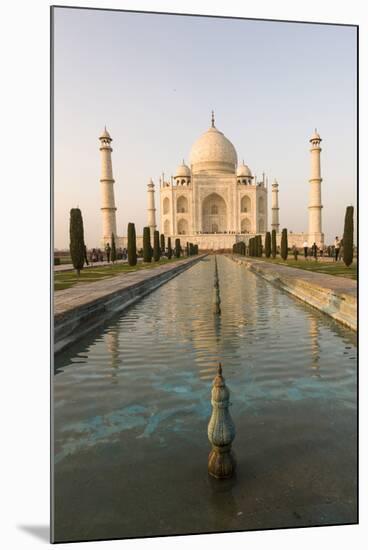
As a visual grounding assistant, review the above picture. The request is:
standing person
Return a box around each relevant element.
[312,242,318,260]
[338,238,344,261]
[105,242,111,263]
[303,240,308,259]
[334,236,340,262]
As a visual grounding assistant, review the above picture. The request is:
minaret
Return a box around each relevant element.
[271,179,280,233]
[308,129,323,245]
[147,178,157,240]
[99,127,117,245]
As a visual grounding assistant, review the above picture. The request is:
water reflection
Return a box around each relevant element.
[53,255,357,541]
[54,255,357,455]
[105,329,119,384]
[309,316,321,378]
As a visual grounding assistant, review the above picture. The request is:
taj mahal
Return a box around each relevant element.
[99,112,324,250]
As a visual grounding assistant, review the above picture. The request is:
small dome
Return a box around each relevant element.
[99,126,112,140]
[189,120,237,174]
[175,161,191,178]
[310,129,321,141]
[237,161,252,177]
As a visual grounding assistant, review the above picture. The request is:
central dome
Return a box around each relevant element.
[189,122,238,174]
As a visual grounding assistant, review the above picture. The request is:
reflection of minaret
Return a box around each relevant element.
[309,316,320,377]
[105,329,120,383]
[308,129,323,246]
[147,178,157,243]
[271,179,280,233]
[99,127,117,245]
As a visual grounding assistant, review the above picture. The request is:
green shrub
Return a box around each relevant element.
[127,222,137,266]
[111,233,117,263]
[160,233,165,255]
[175,238,181,258]
[167,237,173,259]
[153,230,160,261]
[271,229,277,258]
[69,208,85,275]
[281,228,288,260]
[143,227,152,262]
[343,206,354,267]
[265,232,271,258]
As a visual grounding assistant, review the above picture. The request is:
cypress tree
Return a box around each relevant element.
[69,207,85,275]
[160,233,165,255]
[281,228,288,260]
[343,206,354,267]
[249,238,253,257]
[167,237,173,259]
[175,238,181,258]
[271,229,277,258]
[127,222,137,266]
[143,226,152,262]
[265,231,271,258]
[153,230,160,261]
[111,233,117,263]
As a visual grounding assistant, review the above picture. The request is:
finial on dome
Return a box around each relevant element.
[211,110,215,128]
[217,362,222,376]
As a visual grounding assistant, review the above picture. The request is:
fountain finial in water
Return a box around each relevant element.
[207,362,236,479]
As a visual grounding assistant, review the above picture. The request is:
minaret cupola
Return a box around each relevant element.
[174,159,191,186]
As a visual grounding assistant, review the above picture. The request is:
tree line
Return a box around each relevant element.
[232,206,354,268]
[68,208,198,274]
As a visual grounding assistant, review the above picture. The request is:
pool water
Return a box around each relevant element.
[53,255,357,542]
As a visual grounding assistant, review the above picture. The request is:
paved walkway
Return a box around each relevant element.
[237,258,356,297]
[54,256,202,317]
[54,259,131,272]
[232,256,356,330]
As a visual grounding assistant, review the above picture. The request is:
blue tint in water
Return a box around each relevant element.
[53,256,357,542]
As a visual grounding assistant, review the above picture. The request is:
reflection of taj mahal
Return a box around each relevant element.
[99,112,324,250]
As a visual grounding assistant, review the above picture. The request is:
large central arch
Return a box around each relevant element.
[201,193,227,233]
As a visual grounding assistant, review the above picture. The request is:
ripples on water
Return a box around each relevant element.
[54,256,356,465]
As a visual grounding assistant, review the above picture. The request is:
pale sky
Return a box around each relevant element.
[53,7,357,249]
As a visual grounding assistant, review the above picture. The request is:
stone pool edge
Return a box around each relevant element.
[54,255,207,354]
[229,255,357,331]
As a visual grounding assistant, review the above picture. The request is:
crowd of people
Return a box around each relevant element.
[88,245,128,264]
[297,237,344,261]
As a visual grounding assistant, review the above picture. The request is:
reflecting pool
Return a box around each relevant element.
[53,255,357,542]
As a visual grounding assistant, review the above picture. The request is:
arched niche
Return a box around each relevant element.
[241,195,251,213]
[177,195,188,213]
[163,197,170,215]
[201,193,227,233]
